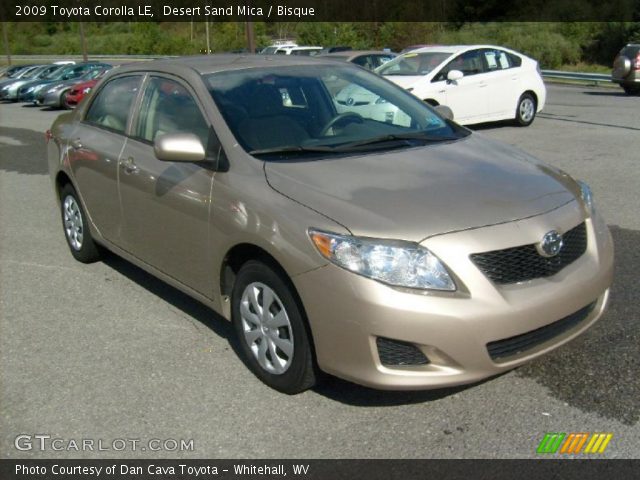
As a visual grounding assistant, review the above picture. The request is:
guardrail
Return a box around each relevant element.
[541,70,612,86]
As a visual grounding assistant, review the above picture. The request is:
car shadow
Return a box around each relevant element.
[100,249,505,406]
[467,120,516,131]
[101,251,234,342]
[311,371,507,407]
[582,90,629,97]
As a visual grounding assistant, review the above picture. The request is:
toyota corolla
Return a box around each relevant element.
[47,55,613,394]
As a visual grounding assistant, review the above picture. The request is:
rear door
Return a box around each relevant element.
[479,48,521,117]
[69,74,142,243]
[118,75,216,295]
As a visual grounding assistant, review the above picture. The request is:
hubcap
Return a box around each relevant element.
[240,282,294,375]
[519,98,535,122]
[63,195,84,251]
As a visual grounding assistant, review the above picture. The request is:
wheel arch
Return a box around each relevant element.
[54,170,74,200]
[220,242,319,365]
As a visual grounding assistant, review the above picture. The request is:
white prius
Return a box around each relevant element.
[376,45,546,126]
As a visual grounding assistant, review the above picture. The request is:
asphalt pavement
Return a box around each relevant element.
[0,84,638,459]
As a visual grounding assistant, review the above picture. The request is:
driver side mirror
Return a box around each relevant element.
[154,133,206,162]
[446,70,464,84]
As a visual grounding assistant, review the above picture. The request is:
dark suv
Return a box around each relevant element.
[612,44,640,95]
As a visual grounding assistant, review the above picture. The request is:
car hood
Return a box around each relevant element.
[264,134,577,242]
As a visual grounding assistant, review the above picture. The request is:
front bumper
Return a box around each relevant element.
[293,201,613,390]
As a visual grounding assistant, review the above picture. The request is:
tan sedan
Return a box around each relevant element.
[47,55,613,394]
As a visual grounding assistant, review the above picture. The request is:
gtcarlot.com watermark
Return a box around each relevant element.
[15,434,194,453]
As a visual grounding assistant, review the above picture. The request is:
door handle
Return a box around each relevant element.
[120,157,139,174]
[70,139,82,150]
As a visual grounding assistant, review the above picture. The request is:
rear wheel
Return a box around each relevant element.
[515,93,536,126]
[231,260,316,394]
[59,184,101,263]
[623,85,640,96]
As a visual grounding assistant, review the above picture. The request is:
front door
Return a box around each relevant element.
[118,75,215,295]
[432,49,488,123]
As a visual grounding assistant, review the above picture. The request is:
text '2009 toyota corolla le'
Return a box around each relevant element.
[47,55,613,394]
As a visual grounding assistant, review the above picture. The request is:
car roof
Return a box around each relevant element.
[113,54,353,75]
[323,50,395,58]
[408,45,515,55]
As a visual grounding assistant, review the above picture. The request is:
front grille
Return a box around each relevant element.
[376,337,429,366]
[487,302,596,361]
[470,222,587,285]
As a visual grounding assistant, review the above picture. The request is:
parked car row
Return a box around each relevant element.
[0,61,112,109]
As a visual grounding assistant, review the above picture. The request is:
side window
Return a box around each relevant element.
[135,77,209,146]
[508,53,522,67]
[84,75,141,134]
[483,49,512,71]
[433,50,485,81]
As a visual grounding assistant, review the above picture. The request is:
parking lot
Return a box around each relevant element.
[0,83,638,458]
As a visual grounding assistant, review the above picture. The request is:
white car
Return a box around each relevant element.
[377,45,546,126]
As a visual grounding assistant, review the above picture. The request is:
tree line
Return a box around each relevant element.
[4,22,640,69]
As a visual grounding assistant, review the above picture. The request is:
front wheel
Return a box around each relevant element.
[514,93,537,126]
[59,184,101,263]
[232,260,316,394]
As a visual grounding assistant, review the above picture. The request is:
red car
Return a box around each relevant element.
[63,69,109,109]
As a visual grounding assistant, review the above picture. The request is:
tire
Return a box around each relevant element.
[60,90,72,109]
[514,93,537,127]
[622,85,640,96]
[59,184,101,263]
[231,260,316,394]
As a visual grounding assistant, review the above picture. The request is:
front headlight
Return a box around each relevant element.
[577,180,595,216]
[308,229,456,291]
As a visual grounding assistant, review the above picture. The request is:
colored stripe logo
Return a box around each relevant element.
[537,433,612,454]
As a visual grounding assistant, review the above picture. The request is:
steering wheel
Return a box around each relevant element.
[320,112,364,136]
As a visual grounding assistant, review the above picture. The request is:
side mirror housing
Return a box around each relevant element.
[434,105,454,121]
[154,133,206,162]
[447,70,464,83]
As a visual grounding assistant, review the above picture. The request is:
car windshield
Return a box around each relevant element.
[36,65,63,79]
[204,64,467,159]
[22,66,48,79]
[377,52,451,76]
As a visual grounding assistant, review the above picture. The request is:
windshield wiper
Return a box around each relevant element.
[249,145,337,156]
[332,132,459,151]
